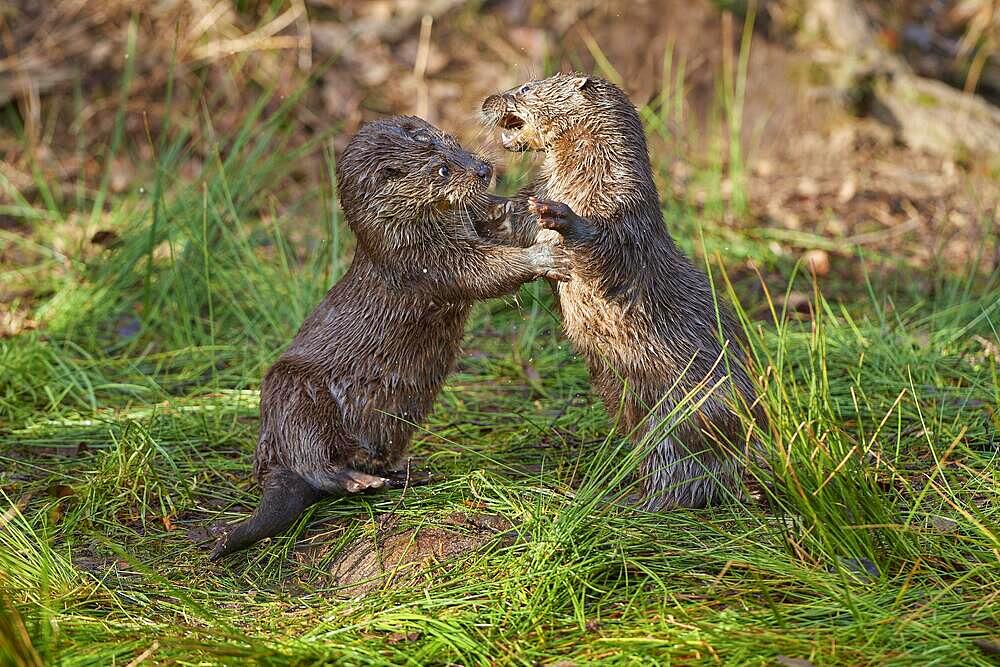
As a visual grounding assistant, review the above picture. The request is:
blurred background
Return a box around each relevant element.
[1,0,999,337]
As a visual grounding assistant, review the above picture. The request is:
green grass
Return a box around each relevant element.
[3,82,1000,667]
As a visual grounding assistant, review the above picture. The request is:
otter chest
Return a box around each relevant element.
[557,279,650,367]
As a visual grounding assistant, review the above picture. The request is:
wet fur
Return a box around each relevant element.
[211,116,566,560]
[482,75,765,509]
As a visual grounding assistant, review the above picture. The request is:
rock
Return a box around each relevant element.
[803,249,830,277]
[837,176,858,204]
[329,513,513,596]
[775,657,816,667]
[823,216,848,236]
[800,0,1000,161]
[829,125,856,152]
[109,158,133,193]
[837,556,879,581]
[752,159,775,177]
[796,177,820,198]
[781,291,812,315]
[930,516,958,533]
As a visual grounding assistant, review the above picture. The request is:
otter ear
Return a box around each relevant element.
[573,76,593,90]
[380,164,406,180]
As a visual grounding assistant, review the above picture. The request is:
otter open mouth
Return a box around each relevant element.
[498,113,527,150]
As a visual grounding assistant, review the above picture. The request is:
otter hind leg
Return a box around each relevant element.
[637,435,739,510]
[301,467,390,494]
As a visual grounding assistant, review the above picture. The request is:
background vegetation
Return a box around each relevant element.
[1,1,998,664]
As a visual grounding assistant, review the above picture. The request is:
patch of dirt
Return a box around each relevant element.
[328,512,513,596]
[183,523,216,547]
[71,548,120,575]
[745,121,999,272]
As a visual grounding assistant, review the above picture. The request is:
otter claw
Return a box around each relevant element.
[529,197,593,244]
[475,195,517,242]
[529,197,573,221]
[545,269,572,282]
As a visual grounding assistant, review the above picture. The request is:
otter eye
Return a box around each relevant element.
[518,84,530,95]
[437,165,449,178]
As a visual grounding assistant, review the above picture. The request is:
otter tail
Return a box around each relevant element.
[210,467,324,562]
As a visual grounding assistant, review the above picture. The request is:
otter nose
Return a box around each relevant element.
[475,161,492,181]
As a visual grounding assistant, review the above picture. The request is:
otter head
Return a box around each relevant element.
[336,116,495,250]
[481,73,638,152]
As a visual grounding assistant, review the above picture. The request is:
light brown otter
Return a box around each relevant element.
[210,116,569,560]
[482,74,765,509]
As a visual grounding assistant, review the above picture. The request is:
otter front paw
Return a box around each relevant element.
[525,243,572,282]
[475,194,516,241]
[529,197,594,245]
[535,227,563,247]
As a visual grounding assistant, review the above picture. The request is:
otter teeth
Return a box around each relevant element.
[501,130,514,145]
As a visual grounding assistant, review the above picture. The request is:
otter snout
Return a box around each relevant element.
[482,93,506,116]
[474,160,492,181]
[454,153,492,182]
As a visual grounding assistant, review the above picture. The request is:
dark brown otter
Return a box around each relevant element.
[210,116,569,560]
[482,74,765,509]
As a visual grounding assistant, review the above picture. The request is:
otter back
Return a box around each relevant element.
[210,116,570,561]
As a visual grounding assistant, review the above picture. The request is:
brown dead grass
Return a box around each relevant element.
[1,0,997,304]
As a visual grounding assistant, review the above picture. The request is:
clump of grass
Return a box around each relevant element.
[0,494,81,602]
[69,420,179,529]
